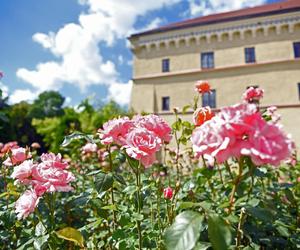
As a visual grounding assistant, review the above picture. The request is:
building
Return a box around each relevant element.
[129,0,300,146]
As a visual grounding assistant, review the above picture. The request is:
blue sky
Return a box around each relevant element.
[0,0,280,106]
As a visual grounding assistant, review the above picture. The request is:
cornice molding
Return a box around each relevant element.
[131,15,300,51]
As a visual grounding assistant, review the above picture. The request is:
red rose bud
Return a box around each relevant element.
[164,187,173,200]
[195,80,211,94]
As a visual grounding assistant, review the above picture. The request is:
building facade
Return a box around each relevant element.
[129,0,300,146]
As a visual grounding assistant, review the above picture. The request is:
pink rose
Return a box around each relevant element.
[242,116,293,166]
[15,189,40,220]
[134,114,172,143]
[243,87,264,103]
[81,143,98,153]
[192,102,293,166]
[266,106,281,124]
[123,128,162,167]
[3,147,31,166]
[98,117,134,145]
[1,141,18,154]
[32,161,75,192]
[40,153,68,169]
[11,160,35,182]
[164,187,173,199]
[192,104,256,163]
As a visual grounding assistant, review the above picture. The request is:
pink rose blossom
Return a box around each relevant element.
[243,87,264,103]
[191,103,292,166]
[266,106,281,123]
[32,161,75,192]
[3,147,31,166]
[192,104,256,163]
[241,116,294,166]
[40,153,68,169]
[11,160,35,182]
[15,189,40,220]
[34,184,47,196]
[134,114,172,143]
[123,128,162,167]
[98,117,134,145]
[81,143,98,153]
[164,187,173,199]
[1,141,18,154]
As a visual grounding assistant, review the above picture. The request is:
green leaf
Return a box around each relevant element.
[113,173,126,185]
[182,105,191,114]
[208,214,232,250]
[126,154,140,169]
[33,235,49,250]
[246,206,273,222]
[193,242,212,250]
[101,204,117,210]
[16,239,34,250]
[61,132,94,147]
[56,227,84,247]
[164,211,204,250]
[95,172,113,192]
[35,222,46,237]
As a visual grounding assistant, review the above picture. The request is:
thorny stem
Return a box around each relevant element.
[229,158,243,213]
[216,163,224,184]
[201,155,215,198]
[236,208,246,249]
[225,161,234,181]
[174,130,180,181]
[108,146,117,229]
[156,179,162,248]
[173,109,182,181]
[135,162,142,250]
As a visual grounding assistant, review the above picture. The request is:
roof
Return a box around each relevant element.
[130,0,300,38]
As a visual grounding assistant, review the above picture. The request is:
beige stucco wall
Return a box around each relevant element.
[130,11,300,147]
[131,61,300,111]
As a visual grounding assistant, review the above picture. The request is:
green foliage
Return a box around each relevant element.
[164,211,204,250]
[28,91,65,119]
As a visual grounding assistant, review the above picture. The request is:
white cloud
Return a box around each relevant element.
[107,80,132,106]
[64,96,72,106]
[16,0,180,105]
[9,89,38,104]
[188,0,267,17]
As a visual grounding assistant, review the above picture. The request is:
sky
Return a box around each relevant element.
[0,0,281,107]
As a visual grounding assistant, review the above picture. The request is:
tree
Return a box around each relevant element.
[28,91,65,119]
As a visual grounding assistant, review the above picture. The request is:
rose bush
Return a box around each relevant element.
[0,82,299,250]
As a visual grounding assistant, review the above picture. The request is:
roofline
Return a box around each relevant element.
[130,6,300,39]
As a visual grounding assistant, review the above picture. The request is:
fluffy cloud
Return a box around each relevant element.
[188,0,267,16]
[16,0,180,105]
[9,89,38,104]
[107,81,132,106]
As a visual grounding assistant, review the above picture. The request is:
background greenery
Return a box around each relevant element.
[0,90,129,152]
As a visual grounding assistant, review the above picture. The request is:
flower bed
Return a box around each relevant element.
[0,82,299,249]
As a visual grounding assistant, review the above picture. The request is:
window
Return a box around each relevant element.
[162,59,170,72]
[201,52,214,69]
[294,42,300,58]
[202,90,216,108]
[245,47,256,63]
[162,96,170,111]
